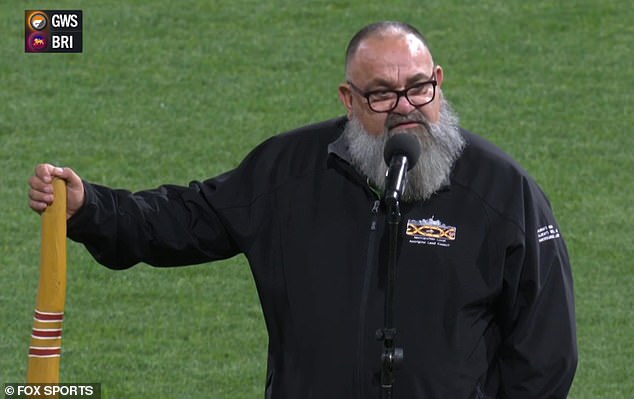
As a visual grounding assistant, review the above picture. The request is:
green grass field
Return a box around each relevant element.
[1,1,632,397]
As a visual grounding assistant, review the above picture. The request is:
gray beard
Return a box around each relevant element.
[344,98,465,202]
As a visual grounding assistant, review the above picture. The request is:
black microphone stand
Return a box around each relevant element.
[378,135,418,398]
[377,194,404,399]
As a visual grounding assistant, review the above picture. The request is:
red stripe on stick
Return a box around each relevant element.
[34,310,64,322]
[29,347,62,357]
[32,328,63,339]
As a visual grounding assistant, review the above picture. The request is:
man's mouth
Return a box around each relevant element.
[388,120,423,131]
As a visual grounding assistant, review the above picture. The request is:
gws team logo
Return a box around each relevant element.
[29,12,48,30]
[27,32,48,52]
[406,217,456,247]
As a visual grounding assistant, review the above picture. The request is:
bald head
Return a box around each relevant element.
[345,21,432,76]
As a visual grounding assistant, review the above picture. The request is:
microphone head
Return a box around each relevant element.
[383,133,421,170]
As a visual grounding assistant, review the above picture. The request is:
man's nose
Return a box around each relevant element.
[392,93,416,114]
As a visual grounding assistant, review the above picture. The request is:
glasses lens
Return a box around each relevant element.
[407,82,435,106]
[368,93,398,112]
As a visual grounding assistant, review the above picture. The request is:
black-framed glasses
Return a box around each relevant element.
[347,74,437,113]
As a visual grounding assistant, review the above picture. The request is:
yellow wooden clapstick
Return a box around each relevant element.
[27,177,67,384]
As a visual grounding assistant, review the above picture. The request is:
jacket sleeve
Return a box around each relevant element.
[495,178,578,398]
[67,176,243,269]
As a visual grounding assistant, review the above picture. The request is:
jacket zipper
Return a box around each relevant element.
[356,199,381,399]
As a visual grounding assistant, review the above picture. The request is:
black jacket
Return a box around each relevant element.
[68,117,577,398]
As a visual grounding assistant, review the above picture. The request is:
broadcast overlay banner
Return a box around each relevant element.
[25,10,83,53]
[4,384,100,399]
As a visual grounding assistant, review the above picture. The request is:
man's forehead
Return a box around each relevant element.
[349,33,433,81]
[355,32,429,60]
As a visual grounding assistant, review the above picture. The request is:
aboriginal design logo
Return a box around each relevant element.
[406,217,456,247]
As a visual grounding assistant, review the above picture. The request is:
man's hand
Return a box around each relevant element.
[28,164,85,219]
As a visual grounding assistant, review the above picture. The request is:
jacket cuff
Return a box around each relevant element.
[66,180,96,240]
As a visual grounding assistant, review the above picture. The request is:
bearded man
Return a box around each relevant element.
[28,21,577,399]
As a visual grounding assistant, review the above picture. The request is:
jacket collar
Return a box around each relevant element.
[327,130,353,164]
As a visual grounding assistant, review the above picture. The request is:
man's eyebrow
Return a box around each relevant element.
[406,72,434,84]
[365,73,434,90]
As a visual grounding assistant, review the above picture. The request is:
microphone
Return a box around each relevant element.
[383,133,421,206]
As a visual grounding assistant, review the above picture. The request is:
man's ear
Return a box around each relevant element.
[338,83,353,118]
[434,65,444,89]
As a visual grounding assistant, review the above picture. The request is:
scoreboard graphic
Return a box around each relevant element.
[25,10,83,53]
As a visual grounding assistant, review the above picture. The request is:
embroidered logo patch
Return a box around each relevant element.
[406,217,456,247]
[537,225,560,243]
